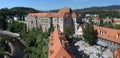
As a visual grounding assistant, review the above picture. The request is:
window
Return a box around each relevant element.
[100,29,106,36]
[102,30,106,35]
[100,30,103,35]
[116,33,120,39]
[31,21,33,24]
[100,30,101,35]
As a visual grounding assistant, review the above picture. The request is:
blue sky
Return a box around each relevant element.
[0,0,120,10]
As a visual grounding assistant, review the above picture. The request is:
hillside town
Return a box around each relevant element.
[0,0,120,58]
[0,7,120,58]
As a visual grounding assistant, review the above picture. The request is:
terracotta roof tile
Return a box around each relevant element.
[113,20,120,24]
[27,12,70,18]
[27,13,49,17]
[48,29,73,58]
[94,26,120,44]
[26,7,79,18]
[58,7,71,13]
[114,48,120,58]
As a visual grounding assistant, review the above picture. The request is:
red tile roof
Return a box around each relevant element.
[27,12,68,18]
[58,7,71,13]
[114,48,120,58]
[115,20,120,22]
[94,26,120,44]
[27,13,49,17]
[27,12,55,17]
[27,7,79,18]
[113,20,120,24]
[48,29,74,58]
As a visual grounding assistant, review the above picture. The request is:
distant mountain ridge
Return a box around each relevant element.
[47,5,120,12]
[4,5,120,13]
[87,5,120,9]
[6,5,120,18]
[73,5,120,12]
[10,7,41,14]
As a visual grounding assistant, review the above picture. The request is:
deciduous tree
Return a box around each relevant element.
[83,24,97,45]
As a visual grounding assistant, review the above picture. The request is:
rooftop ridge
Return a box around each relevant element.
[48,29,73,58]
[26,7,75,18]
[94,25,120,44]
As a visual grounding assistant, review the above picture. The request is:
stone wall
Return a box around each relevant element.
[25,16,51,32]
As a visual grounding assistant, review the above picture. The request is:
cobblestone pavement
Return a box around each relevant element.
[70,38,113,58]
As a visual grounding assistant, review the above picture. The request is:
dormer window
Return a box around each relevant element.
[99,29,106,36]
[100,29,103,35]
[50,49,54,56]
[103,30,106,35]
[116,33,120,39]
[98,29,100,34]
[99,30,101,35]
[51,42,54,46]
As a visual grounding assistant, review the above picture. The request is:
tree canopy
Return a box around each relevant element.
[73,5,120,18]
[0,20,53,58]
[83,24,97,45]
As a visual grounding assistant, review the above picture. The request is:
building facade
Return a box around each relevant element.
[25,13,51,32]
[76,25,83,36]
[25,8,81,33]
[94,26,120,50]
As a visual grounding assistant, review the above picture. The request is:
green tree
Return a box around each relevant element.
[7,22,50,58]
[83,24,97,45]
[64,24,73,36]
[10,7,40,20]
[48,24,54,35]
[0,16,7,30]
[7,21,26,33]
[64,24,74,42]
[0,7,48,58]
[99,18,104,26]
[23,28,49,58]
[0,38,6,58]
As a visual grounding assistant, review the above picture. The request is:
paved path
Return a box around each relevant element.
[70,38,113,58]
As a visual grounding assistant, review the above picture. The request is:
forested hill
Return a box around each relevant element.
[10,7,40,15]
[0,7,41,20]
[73,5,120,18]
[0,5,120,18]
[74,5,120,12]
[0,7,40,16]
